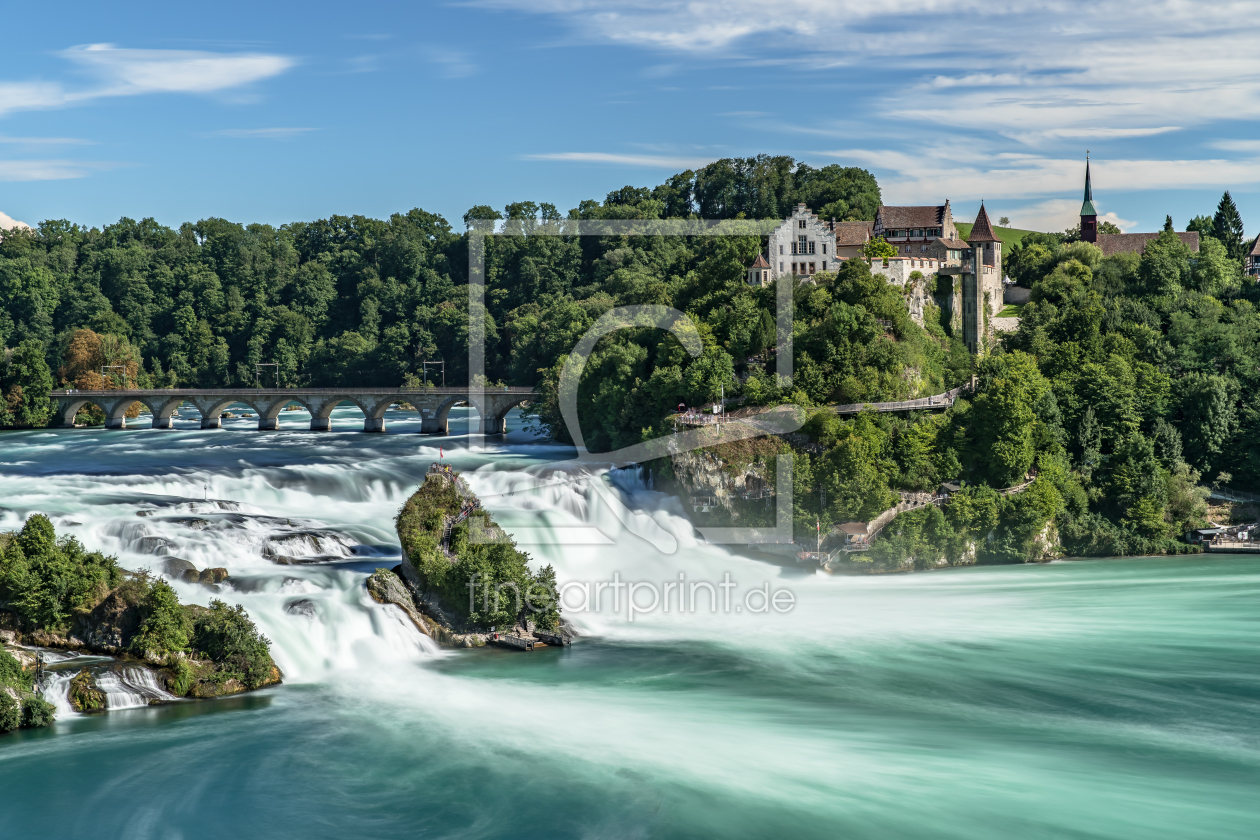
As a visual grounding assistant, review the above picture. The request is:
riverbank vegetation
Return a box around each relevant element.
[0,515,279,712]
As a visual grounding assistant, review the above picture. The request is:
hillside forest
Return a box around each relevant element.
[1,157,1256,561]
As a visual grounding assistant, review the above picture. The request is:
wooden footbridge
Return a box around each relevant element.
[48,386,537,434]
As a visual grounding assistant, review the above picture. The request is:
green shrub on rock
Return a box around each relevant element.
[22,697,54,728]
[191,601,275,689]
[0,693,19,732]
[131,579,192,657]
[0,514,121,630]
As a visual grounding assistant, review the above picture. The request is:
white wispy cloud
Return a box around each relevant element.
[0,210,30,231]
[476,1,1260,162]
[822,146,1260,204]
[0,44,295,118]
[0,134,93,145]
[424,48,478,79]
[524,151,715,168]
[1004,198,1137,235]
[212,127,318,139]
[0,160,98,181]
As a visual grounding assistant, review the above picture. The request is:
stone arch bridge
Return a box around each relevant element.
[49,387,538,434]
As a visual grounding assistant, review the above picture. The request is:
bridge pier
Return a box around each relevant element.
[363,417,386,433]
[310,417,332,431]
[201,416,221,429]
[421,416,447,435]
[104,416,127,429]
[258,416,279,431]
[152,415,173,429]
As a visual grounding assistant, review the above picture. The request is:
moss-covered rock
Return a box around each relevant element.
[387,468,561,646]
[69,668,106,713]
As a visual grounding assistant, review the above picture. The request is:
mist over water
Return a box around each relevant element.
[1,404,1259,838]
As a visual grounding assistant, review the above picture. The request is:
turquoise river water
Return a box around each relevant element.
[0,405,1258,838]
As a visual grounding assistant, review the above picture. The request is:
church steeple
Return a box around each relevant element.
[1080,153,1098,243]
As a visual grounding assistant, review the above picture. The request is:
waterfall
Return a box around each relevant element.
[96,667,179,709]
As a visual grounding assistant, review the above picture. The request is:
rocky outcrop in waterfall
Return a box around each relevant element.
[380,464,566,649]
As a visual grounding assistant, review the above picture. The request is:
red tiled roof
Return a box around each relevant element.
[1249,236,1260,257]
[936,237,970,249]
[877,205,946,229]
[966,204,999,242]
[838,522,868,535]
[834,220,873,246]
[749,253,770,268]
[1095,231,1200,256]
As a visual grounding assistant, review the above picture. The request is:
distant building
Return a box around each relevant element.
[747,252,771,286]
[1247,237,1260,277]
[1079,157,1199,255]
[833,221,873,260]
[746,200,1005,354]
[872,200,972,265]
[767,203,838,279]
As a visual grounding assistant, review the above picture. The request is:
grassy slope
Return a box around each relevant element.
[954,223,1041,247]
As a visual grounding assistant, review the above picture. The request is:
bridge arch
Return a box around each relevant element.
[431,396,474,435]
[187,397,245,429]
[482,396,532,436]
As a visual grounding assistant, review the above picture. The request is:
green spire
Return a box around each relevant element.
[1081,156,1098,216]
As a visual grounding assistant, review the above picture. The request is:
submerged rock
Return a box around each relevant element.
[284,599,317,618]
[262,530,357,564]
[180,567,230,587]
[134,535,178,555]
[161,557,198,579]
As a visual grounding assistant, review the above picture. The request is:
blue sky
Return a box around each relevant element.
[2,0,1259,237]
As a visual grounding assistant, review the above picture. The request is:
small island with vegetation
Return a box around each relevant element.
[0,515,280,732]
[370,463,565,649]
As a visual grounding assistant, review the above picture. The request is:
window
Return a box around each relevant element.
[822,243,827,254]
[808,240,816,254]
[763,270,769,282]
[791,242,797,254]
[799,235,808,252]
[822,261,827,271]
[798,219,807,229]
[779,261,784,272]
[792,262,797,273]
[809,262,816,274]
[779,245,784,255]
[913,229,922,237]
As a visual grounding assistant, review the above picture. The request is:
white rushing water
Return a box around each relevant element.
[4,405,1260,840]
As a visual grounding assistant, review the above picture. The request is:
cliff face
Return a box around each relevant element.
[662,434,789,523]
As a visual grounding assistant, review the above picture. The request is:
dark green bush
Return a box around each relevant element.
[21,697,54,728]
[0,693,19,732]
[192,601,274,689]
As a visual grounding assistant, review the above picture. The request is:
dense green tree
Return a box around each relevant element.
[1212,191,1246,261]
[0,340,53,426]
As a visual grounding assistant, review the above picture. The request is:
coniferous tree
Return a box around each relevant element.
[1212,191,1245,261]
[1164,215,1174,232]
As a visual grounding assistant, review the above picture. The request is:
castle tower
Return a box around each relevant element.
[963,203,1003,353]
[1080,155,1098,243]
[747,252,771,286]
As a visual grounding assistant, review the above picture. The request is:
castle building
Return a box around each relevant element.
[1079,157,1199,255]
[871,200,972,264]
[766,203,837,280]
[747,200,1005,353]
[1248,237,1260,277]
